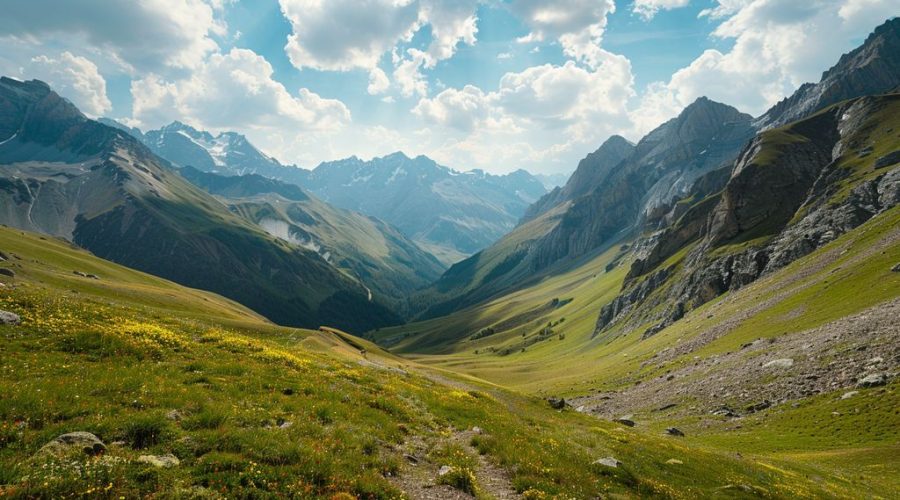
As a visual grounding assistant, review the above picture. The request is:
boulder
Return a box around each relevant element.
[137,453,180,468]
[613,418,635,427]
[39,432,106,457]
[594,457,621,468]
[665,427,685,437]
[763,358,794,369]
[857,373,887,388]
[0,310,20,325]
[0,268,15,278]
[547,397,566,409]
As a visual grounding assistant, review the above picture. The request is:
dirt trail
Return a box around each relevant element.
[391,428,521,500]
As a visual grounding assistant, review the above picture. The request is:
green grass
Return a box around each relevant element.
[0,226,866,498]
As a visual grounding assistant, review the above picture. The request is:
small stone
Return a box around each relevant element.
[0,310,20,325]
[665,427,685,437]
[841,391,858,400]
[471,426,482,434]
[138,453,180,468]
[857,373,887,388]
[279,421,293,429]
[763,358,794,369]
[666,374,675,381]
[892,263,900,273]
[665,458,683,465]
[438,465,453,476]
[593,457,621,468]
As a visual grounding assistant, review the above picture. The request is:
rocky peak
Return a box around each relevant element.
[756,17,900,129]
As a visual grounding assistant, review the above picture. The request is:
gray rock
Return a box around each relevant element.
[857,373,887,388]
[665,427,685,437]
[0,310,20,325]
[874,150,900,169]
[763,358,794,369]
[892,263,900,272]
[471,426,482,434]
[613,418,635,427]
[438,465,453,476]
[137,453,180,468]
[594,457,621,468]
[841,391,859,400]
[547,397,566,409]
[39,432,106,457]
[0,268,15,277]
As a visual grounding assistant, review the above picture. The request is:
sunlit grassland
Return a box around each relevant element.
[0,226,864,498]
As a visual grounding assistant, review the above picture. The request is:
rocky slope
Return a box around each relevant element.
[180,166,445,316]
[0,77,399,333]
[521,135,634,223]
[599,93,900,339]
[755,18,900,130]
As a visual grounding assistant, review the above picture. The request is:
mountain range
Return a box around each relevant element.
[104,119,548,265]
[0,77,400,333]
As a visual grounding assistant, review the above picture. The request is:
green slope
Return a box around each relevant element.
[0,227,869,498]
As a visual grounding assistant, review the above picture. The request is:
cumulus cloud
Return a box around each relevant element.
[130,48,350,138]
[0,0,223,73]
[280,0,420,72]
[367,68,390,95]
[11,52,112,117]
[509,0,616,68]
[633,0,691,20]
[393,49,431,97]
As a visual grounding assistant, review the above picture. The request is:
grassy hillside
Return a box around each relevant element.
[371,204,900,495]
[0,226,871,498]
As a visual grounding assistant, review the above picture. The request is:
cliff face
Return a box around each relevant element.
[598,94,900,338]
[756,18,900,130]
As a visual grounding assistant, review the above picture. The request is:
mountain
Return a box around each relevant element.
[179,166,445,316]
[600,92,900,339]
[0,77,399,333]
[756,17,900,130]
[104,119,313,185]
[301,152,547,264]
[521,135,634,223]
[415,97,754,317]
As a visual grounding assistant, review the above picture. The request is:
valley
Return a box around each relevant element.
[0,10,898,500]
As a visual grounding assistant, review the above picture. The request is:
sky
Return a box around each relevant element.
[0,0,896,174]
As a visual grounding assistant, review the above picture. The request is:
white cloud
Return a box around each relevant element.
[0,0,223,73]
[632,0,900,131]
[393,49,430,97]
[509,0,616,68]
[279,0,420,72]
[413,85,492,132]
[633,0,691,20]
[367,68,390,95]
[17,52,112,117]
[420,0,479,63]
[130,48,350,153]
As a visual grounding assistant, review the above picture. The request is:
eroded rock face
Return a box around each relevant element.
[595,92,900,340]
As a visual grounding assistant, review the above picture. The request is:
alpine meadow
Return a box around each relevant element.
[0,1,898,499]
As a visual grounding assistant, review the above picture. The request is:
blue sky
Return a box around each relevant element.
[0,1,895,174]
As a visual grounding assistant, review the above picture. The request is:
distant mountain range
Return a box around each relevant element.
[103,120,549,265]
